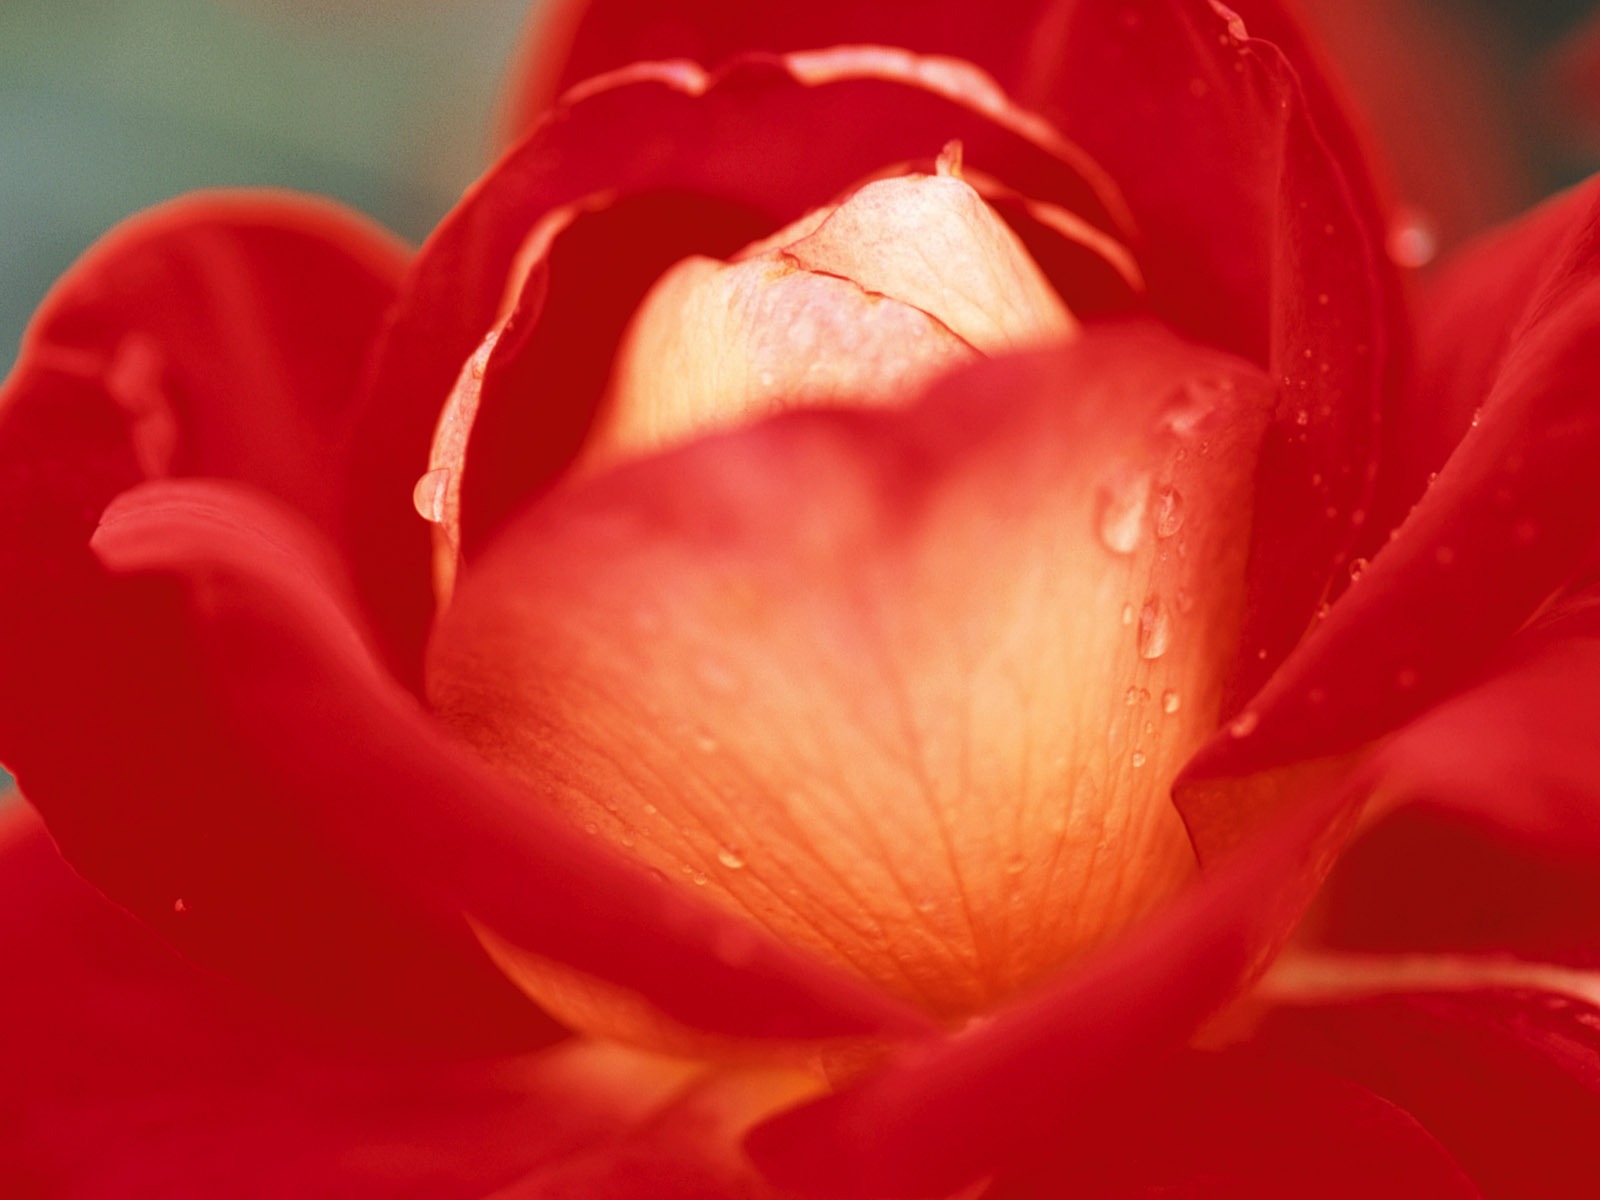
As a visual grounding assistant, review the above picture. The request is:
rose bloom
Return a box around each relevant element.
[4,0,1600,1196]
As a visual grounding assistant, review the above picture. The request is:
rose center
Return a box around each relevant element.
[426,154,1263,1050]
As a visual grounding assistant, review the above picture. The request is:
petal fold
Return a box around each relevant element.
[744,771,1367,1197]
[0,802,798,1199]
[1256,987,1600,1198]
[81,477,927,1044]
[1185,180,1600,792]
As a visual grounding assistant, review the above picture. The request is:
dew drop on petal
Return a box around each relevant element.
[1154,486,1185,538]
[1096,470,1150,555]
[1386,208,1438,269]
[1130,749,1147,768]
[1161,689,1181,715]
[716,846,746,870]
[1347,557,1369,582]
[1228,710,1260,738]
[412,467,451,524]
[1137,597,1171,660]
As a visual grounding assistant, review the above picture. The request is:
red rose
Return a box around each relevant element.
[4,1,1600,1196]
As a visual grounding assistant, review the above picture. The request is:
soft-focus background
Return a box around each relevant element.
[1,0,1598,797]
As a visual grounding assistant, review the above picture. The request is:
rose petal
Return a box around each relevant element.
[743,768,1368,1197]
[1183,179,1600,789]
[982,1050,1475,1199]
[1371,180,1600,544]
[1310,587,1600,963]
[352,48,1138,680]
[0,801,801,1199]
[83,477,927,1044]
[1254,987,1600,1198]
[0,190,406,555]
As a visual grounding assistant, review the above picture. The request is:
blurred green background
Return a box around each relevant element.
[1,0,532,379]
[0,0,1596,798]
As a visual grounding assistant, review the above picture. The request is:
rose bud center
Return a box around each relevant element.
[579,149,1077,468]
[427,156,1263,1051]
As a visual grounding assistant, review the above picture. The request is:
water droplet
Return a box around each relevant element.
[583,821,599,835]
[1137,597,1171,660]
[172,897,189,915]
[1395,667,1420,690]
[412,467,451,523]
[1004,855,1027,876]
[1386,208,1438,268]
[716,846,746,870]
[691,870,709,887]
[641,802,658,816]
[1154,486,1185,538]
[1123,685,1149,706]
[1347,557,1369,582]
[1174,588,1196,615]
[693,730,719,753]
[1317,292,1330,306]
[1130,749,1147,768]
[1096,470,1150,555]
[1228,711,1260,738]
[1162,689,1181,714]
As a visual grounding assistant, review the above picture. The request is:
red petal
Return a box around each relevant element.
[0,801,799,1199]
[1314,587,1600,963]
[1373,180,1600,547]
[1256,988,1600,1197]
[744,770,1366,1197]
[984,1050,1475,1199]
[79,477,925,1044]
[352,50,1134,678]
[0,190,406,560]
[1184,179,1600,788]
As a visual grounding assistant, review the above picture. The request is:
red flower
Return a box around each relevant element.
[4,1,1600,1196]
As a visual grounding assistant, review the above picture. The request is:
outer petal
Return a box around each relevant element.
[0,196,548,1043]
[0,802,804,1199]
[1255,988,1600,1198]
[982,1050,1475,1199]
[78,476,925,1044]
[0,190,406,554]
[494,2,1405,708]
[1184,178,1600,797]
[1313,587,1600,963]
[1371,180,1600,543]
